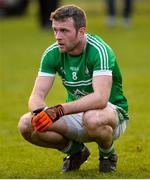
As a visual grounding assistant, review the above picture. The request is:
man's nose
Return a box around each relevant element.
[55,31,62,40]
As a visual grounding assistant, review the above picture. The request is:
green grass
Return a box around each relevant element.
[0,0,150,178]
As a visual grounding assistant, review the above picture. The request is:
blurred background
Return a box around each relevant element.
[0,0,150,178]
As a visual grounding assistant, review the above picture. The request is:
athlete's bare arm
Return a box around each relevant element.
[28,76,55,112]
[62,75,112,114]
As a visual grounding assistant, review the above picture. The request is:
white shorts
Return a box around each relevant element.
[61,106,129,142]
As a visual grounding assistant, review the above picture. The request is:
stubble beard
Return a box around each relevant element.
[67,40,81,54]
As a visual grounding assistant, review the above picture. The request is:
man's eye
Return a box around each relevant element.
[61,29,66,32]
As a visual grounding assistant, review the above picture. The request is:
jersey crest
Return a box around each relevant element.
[72,89,89,99]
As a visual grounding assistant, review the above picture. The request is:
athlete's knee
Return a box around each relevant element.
[83,111,113,139]
[83,110,103,131]
[18,112,32,137]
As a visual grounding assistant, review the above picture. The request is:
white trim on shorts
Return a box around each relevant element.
[113,120,128,140]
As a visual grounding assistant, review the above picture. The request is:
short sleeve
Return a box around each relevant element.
[92,45,116,77]
[38,44,59,76]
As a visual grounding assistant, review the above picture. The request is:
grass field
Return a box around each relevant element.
[0,0,150,178]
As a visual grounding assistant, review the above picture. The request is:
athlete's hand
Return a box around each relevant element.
[32,105,64,132]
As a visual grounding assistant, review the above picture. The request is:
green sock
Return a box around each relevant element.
[99,143,115,157]
[61,140,84,155]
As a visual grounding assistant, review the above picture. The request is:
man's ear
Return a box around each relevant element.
[79,27,86,37]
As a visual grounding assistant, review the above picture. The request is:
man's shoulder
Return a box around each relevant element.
[87,33,103,43]
[40,42,61,66]
[86,33,114,54]
[87,33,115,56]
[86,33,110,51]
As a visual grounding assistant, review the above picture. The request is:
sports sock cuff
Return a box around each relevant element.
[60,140,84,155]
[61,140,73,154]
[99,143,115,157]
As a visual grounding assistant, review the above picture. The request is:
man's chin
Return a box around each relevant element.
[59,48,66,53]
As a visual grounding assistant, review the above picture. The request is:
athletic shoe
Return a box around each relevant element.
[99,153,118,173]
[62,145,90,172]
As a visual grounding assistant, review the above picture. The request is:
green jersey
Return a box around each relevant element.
[39,33,128,112]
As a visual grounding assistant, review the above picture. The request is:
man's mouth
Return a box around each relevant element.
[58,43,65,49]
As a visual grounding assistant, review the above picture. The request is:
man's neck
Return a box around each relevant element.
[68,35,87,56]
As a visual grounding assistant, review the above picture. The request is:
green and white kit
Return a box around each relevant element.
[39,33,128,114]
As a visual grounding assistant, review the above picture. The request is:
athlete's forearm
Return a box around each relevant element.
[28,76,55,112]
[62,92,108,115]
[28,94,46,112]
[62,76,111,115]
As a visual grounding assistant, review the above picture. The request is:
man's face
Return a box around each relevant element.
[52,18,82,54]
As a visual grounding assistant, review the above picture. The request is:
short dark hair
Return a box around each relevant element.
[50,5,86,31]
